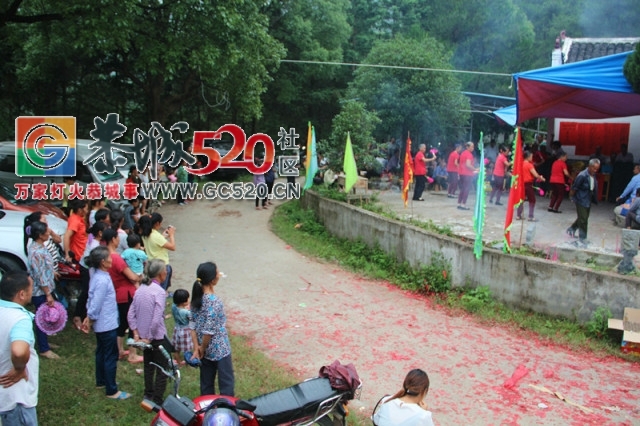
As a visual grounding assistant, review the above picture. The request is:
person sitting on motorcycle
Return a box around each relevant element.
[189,262,234,397]
[373,369,434,426]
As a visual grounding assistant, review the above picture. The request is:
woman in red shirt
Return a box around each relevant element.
[489,145,511,205]
[548,150,571,213]
[517,151,546,221]
[457,142,478,210]
[446,144,461,198]
[102,228,143,364]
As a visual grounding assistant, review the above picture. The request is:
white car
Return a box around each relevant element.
[0,210,68,279]
[0,140,134,209]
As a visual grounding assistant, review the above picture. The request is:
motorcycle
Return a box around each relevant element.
[127,340,361,426]
[55,250,82,312]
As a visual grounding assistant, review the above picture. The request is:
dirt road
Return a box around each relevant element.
[163,195,639,425]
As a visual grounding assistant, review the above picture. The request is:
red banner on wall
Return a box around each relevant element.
[559,122,630,156]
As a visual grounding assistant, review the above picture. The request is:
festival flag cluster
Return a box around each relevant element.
[402,135,413,207]
[503,128,525,252]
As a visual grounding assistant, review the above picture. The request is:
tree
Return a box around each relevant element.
[623,42,640,93]
[9,0,284,137]
[321,100,381,172]
[260,0,352,138]
[0,0,62,27]
[348,35,470,145]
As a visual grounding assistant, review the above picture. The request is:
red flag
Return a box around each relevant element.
[504,128,525,251]
[402,136,413,207]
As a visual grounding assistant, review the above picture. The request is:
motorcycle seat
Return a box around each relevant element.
[247,377,339,426]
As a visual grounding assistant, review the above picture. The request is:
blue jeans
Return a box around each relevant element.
[95,328,119,396]
[161,264,173,291]
[31,295,50,354]
[0,404,38,426]
[200,354,234,396]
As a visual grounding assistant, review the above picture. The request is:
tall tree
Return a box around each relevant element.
[322,100,381,171]
[624,42,640,93]
[261,0,352,138]
[10,0,284,137]
[348,35,470,144]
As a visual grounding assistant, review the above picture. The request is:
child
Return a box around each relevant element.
[123,196,142,231]
[88,199,106,227]
[121,234,148,280]
[171,289,193,365]
[433,159,448,192]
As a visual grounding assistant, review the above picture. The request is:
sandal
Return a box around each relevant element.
[41,350,60,360]
[516,216,524,220]
[128,355,144,364]
[118,350,130,360]
[107,391,131,400]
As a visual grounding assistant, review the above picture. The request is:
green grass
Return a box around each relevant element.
[271,199,637,362]
[272,200,451,293]
[38,305,300,426]
[39,301,366,425]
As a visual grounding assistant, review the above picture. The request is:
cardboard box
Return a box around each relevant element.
[608,308,640,355]
[337,176,368,194]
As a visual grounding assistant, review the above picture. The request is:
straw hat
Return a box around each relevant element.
[35,301,67,335]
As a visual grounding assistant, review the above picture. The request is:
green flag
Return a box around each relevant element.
[343,132,358,193]
[473,132,486,259]
[303,124,318,192]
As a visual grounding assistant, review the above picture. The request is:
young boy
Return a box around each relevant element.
[121,234,148,280]
[171,289,194,365]
[433,158,448,192]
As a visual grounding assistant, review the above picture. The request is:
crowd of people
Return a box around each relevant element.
[400,135,628,244]
[0,193,235,424]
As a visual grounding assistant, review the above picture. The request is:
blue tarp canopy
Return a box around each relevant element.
[493,105,517,126]
[493,51,640,125]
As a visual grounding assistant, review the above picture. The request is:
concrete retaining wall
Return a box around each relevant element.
[300,191,640,323]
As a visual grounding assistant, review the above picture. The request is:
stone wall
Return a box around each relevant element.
[300,191,640,323]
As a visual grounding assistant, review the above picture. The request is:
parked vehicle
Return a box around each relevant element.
[198,139,247,181]
[0,210,67,279]
[55,251,82,311]
[0,181,67,219]
[127,340,361,426]
[0,140,131,210]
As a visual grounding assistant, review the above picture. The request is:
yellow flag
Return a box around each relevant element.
[343,132,358,193]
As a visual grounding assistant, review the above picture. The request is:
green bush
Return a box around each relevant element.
[460,286,493,313]
[585,306,612,338]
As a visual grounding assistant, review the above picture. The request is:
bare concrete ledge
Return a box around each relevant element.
[300,190,640,323]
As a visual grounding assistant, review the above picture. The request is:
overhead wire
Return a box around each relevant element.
[279,59,512,77]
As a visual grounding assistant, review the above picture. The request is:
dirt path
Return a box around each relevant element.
[163,195,640,425]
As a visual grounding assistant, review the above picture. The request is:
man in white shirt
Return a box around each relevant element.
[0,271,39,426]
